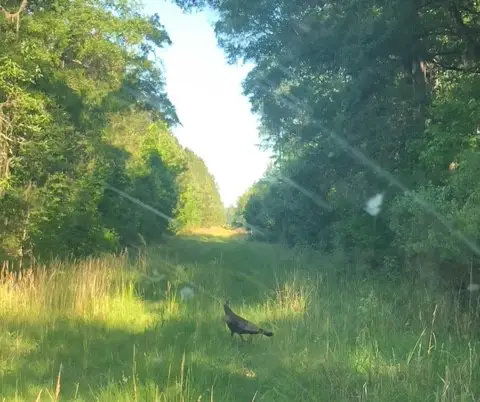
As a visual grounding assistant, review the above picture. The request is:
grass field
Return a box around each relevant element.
[1,228,479,401]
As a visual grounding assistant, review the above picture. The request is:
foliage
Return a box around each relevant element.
[0,0,224,261]
[182,0,480,281]
[229,183,256,228]
[173,148,226,231]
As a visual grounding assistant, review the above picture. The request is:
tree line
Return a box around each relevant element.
[0,0,225,263]
[181,0,480,284]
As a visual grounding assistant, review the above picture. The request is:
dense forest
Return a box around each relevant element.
[0,0,226,262]
[3,0,480,289]
[177,0,480,286]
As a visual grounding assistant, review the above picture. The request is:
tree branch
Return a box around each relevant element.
[432,56,480,73]
[0,0,28,33]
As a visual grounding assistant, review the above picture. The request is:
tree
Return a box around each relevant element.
[174,148,226,230]
[0,0,221,261]
[175,0,480,281]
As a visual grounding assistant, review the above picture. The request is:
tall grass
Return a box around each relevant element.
[0,233,479,401]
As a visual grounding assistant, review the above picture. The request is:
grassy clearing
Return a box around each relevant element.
[1,232,480,401]
[177,226,248,241]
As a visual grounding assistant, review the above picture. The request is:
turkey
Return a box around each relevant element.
[223,300,273,341]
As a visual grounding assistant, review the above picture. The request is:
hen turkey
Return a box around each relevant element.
[223,300,273,340]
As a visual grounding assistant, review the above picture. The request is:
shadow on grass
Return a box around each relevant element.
[160,234,290,267]
[139,235,298,306]
[1,318,137,399]
[7,234,477,400]
[0,315,259,400]
[0,303,401,401]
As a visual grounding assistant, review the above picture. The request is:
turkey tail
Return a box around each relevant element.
[260,329,273,337]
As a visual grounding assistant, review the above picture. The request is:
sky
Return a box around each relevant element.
[141,1,272,207]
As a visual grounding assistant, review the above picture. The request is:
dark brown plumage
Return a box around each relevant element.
[223,300,273,341]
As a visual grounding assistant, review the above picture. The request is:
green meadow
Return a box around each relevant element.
[0,229,478,401]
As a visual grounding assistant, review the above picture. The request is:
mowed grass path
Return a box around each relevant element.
[1,228,479,401]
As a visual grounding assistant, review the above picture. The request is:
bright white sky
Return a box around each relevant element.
[141,1,272,207]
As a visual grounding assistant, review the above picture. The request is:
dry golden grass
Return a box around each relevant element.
[179,226,248,239]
